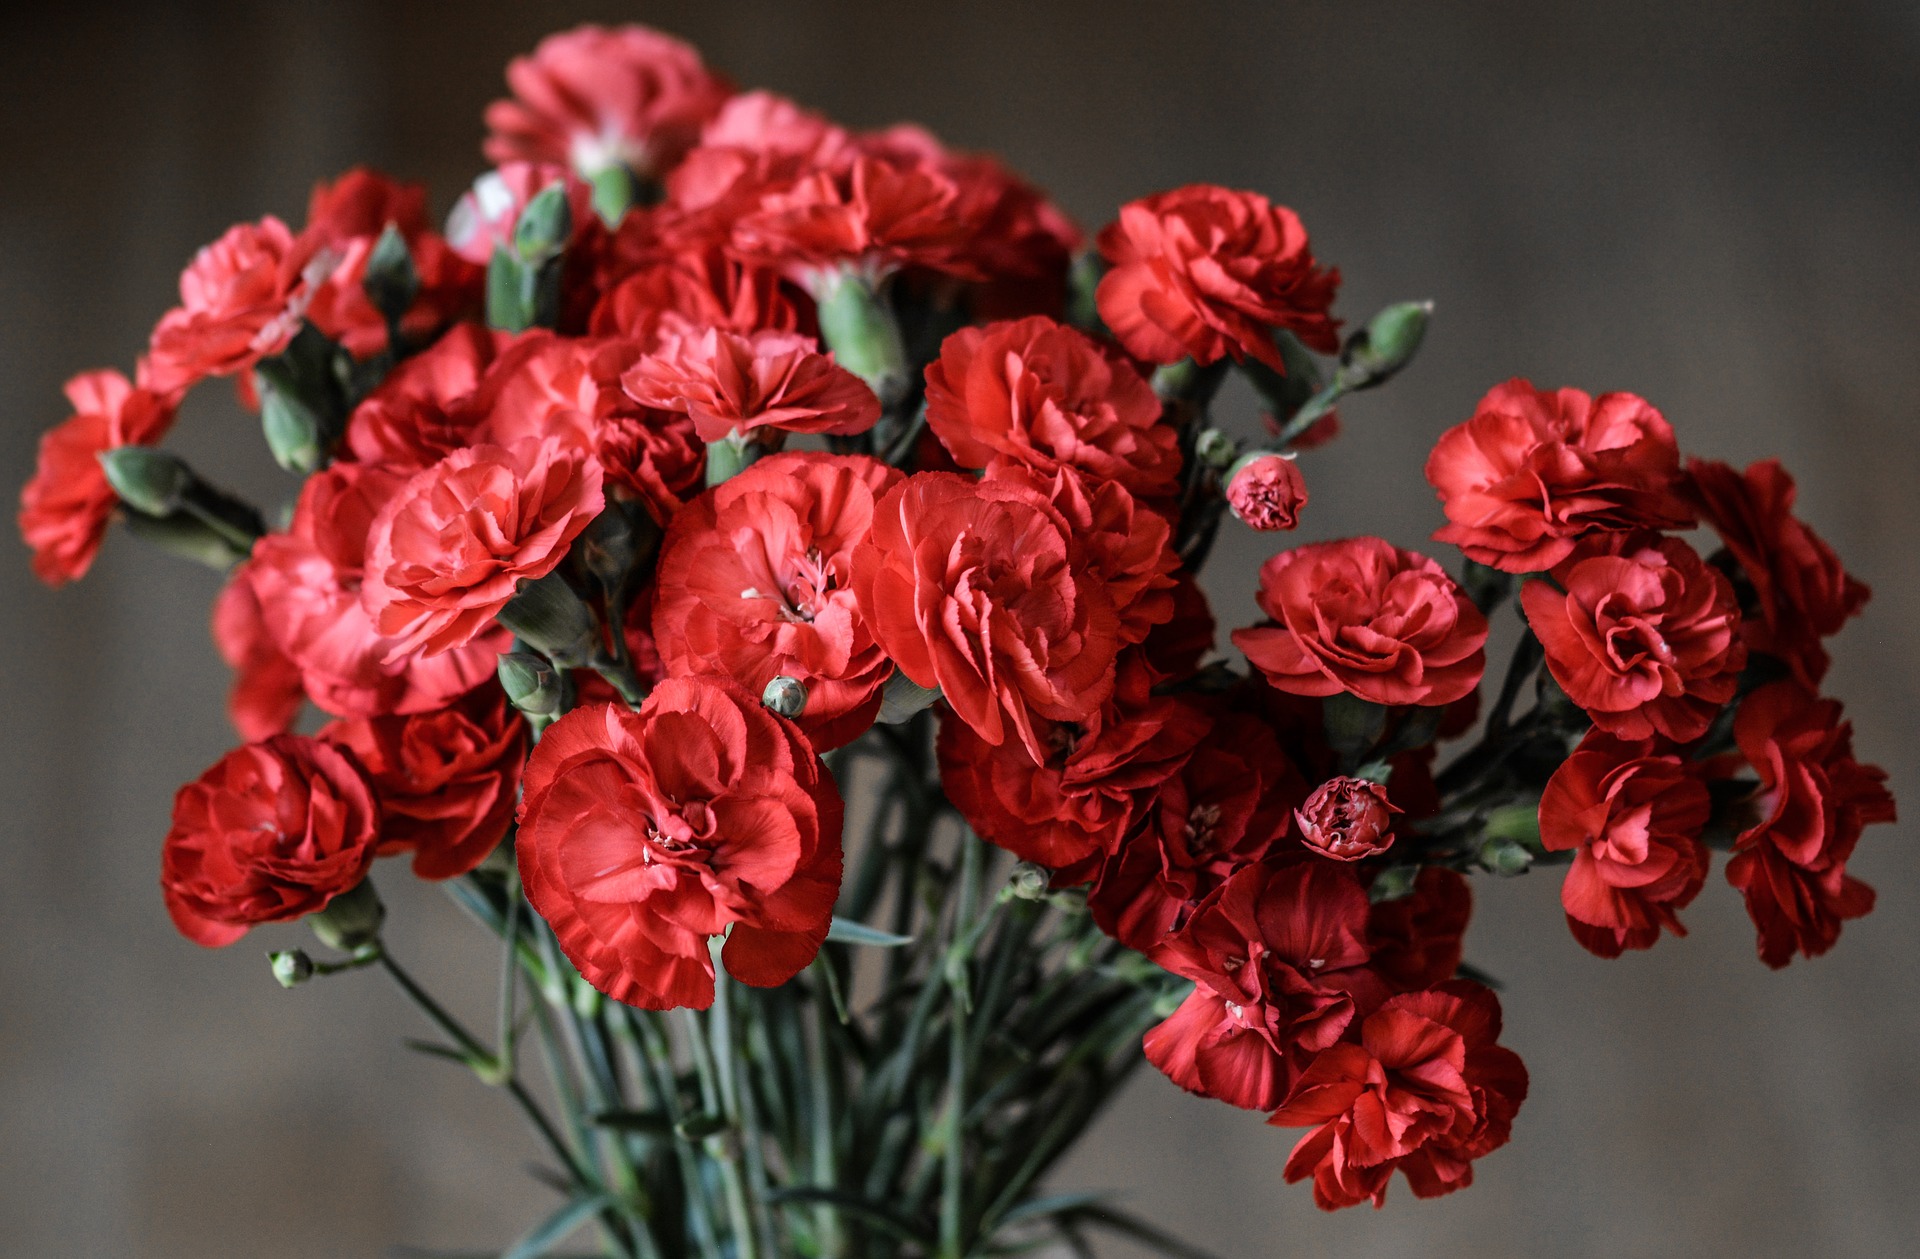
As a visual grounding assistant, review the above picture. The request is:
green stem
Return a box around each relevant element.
[940,831,984,1259]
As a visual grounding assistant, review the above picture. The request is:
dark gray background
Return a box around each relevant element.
[3,2,1916,1255]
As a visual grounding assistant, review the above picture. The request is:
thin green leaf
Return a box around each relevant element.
[1070,1205,1225,1259]
[995,1189,1113,1229]
[590,1108,675,1135]
[764,1187,934,1247]
[501,1192,613,1259]
[827,916,915,947]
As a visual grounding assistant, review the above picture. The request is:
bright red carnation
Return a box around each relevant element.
[1227,453,1308,531]
[924,316,1178,498]
[1296,777,1401,862]
[1095,184,1340,371]
[145,217,305,396]
[653,453,902,750]
[1725,682,1895,968]
[1687,457,1870,688]
[589,246,801,342]
[851,472,1122,762]
[1145,860,1387,1112]
[1425,379,1693,573]
[1539,731,1711,957]
[621,325,879,442]
[321,688,527,880]
[1521,534,1744,742]
[1089,707,1305,950]
[484,24,732,181]
[1270,982,1528,1209]
[211,572,305,741]
[362,437,605,659]
[1233,537,1487,707]
[18,368,177,585]
[161,734,382,947]
[516,680,844,1010]
[344,323,502,469]
[245,463,504,717]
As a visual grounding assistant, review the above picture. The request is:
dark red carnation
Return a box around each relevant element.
[851,472,1121,762]
[1234,537,1487,707]
[19,368,177,585]
[653,453,902,750]
[1095,184,1340,371]
[1296,777,1401,862]
[621,325,879,442]
[1145,861,1387,1112]
[1270,982,1528,1209]
[1687,457,1870,688]
[211,572,305,741]
[1366,867,1472,991]
[321,688,527,880]
[1521,534,1744,742]
[924,316,1178,499]
[1539,730,1711,957]
[1426,379,1693,573]
[516,679,844,1010]
[161,734,382,947]
[1725,682,1895,967]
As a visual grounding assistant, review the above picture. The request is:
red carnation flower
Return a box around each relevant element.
[621,325,879,443]
[589,246,801,342]
[924,316,1178,499]
[1271,981,1528,1210]
[484,24,732,181]
[516,680,844,1010]
[1521,534,1744,742]
[696,90,849,162]
[211,572,305,741]
[1296,777,1401,862]
[1227,453,1308,531]
[473,333,704,523]
[1687,457,1870,688]
[161,734,382,947]
[1234,537,1488,707]
[1366,867,1472,991]
[1145,860,1387,1112]
[362,437,604,659]
[653,452,903,750]
[145,217,305,396]
[1095,184,1341,371]
[1425,379,1693,573]
[1726,682,1895,968]
[245,463,504,718]
[1539,731,1711,957]
[1090,707,1305,951]
[939,657,1208,871]
[321,688,527,880]
[851,472,1122,762]
[444,162,598,267]
[19,368,176,585]
[344,323,503,469]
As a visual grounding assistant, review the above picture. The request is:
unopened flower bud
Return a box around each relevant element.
[761,675,808,719]
[1225,452,1307,531]
[497,570,598,667]
[259,389,327,474]
[361,223,421,328]
[1296,776,1401,861]
[513,181,573,263]
[1478,835,1534,877]
[309,879,385,952]
[1194,428,1239,470]
[1007,862,1051,900]
[497,651,562,717]
[810,268,909,409]
[1340,300,1432,389]
[268,948,315,988]
[98,446,191,517]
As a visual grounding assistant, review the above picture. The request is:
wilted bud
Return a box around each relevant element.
[513,181,573,263]
[268,948,315,988]
[98,446,191,517]
[497,570,598,667]
[1341,300,1432,389]
[361,223,421,328]
[1006,862,1051,900]
[1194,428,1239,470]
[810,268,909,409]
[1225,452,1307,531]
[1295,776,1401,861]
[761,675,808,719]
[309,879,385,951]
[498,651,562,717]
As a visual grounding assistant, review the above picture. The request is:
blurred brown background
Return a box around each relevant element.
[3,2,1916,1255]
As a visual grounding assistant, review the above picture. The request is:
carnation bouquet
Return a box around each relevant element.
[17,21,1896,1259]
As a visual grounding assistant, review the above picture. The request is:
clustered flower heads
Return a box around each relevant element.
[18,19,1895,1227]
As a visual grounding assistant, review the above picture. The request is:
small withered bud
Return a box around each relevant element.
[761,675,808,720]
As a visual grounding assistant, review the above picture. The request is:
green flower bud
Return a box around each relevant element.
[1006,862,1051,900]
[589,164,638,228]
[513,182,573,263]
[496,570,598,667]
[1478,835,1534,877]
[811,268,909,408]
[260,388,327,475]
[361,223,421,329]
[497,651,562,717]
[761,675,808,719]
[268,948,315,988]
[1368,865,1421,904]
[309,879,385,952]
[98,446,191,517]
[1194,428,1239,470]
[1341,300,1432,389]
